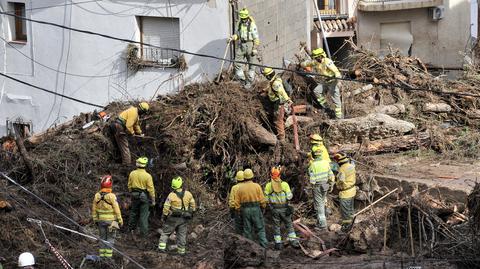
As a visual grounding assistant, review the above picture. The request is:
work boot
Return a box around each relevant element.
[244,81,252,89]
[290,240,300,249]
[274,243,283,250]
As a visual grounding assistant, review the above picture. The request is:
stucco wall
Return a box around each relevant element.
[357,0,471,68]
[239,0,311,67]
[0,0,230,136]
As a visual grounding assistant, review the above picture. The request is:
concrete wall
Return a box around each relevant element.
[0,0,230,136]
[239,0,311,67]
[357,0,471,68]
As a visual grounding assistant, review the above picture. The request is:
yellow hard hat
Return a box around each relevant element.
[333,152,349,163]
[239,8,249,19]
[235,171,245,182]
[171,176,183,189]
[138,102,150,112]
[243,168,254,179]
[262,67,274,77]
[310,133,323,144]
[312,48,326,59]
[136,156,148,168]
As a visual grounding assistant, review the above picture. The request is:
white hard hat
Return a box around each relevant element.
[18,252,35,267]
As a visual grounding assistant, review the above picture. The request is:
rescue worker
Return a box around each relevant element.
[264,167,299,250]
[127,157,155,237]
[158,176,196,255]
[110,102,150,164]
[308,147,335,229]
[17,252,35,268]
[233,168,268,248]
[228,170,245,234]
[307,133,331,165]
[92,175,123,258]
[229,8,260,89]
[333,152,356,229]
[300,48,343,119]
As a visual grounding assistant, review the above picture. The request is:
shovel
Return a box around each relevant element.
[216,39,231,84]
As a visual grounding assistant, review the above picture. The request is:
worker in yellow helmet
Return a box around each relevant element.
[300,48,343,119]
[264,167,299,250]
[229,8,260,89]
[109,102,150,164]
[92,175,123,258]
[333,152,356,229]
[228,170,245,234]
[233,168,268,247]
[308,147,335,229]
[307,134,331,165]
[127,157,155,238]
[158,176,196,255]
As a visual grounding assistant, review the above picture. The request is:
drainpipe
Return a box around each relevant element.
[312,0,332,58]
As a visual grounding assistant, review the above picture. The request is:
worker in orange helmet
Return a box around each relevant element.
[92,175,123,258]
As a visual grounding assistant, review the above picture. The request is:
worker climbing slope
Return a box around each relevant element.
[229,8,260,89]
[264,166,300,250]
[301,48,343,119]
[109,102,150,164]
[127,157,155,238]
[158,176,196,255]
[228,170,245,235]
[91,175,123,258]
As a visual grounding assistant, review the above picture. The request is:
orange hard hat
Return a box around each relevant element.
[100,175,112,188]
[271,167,281,180]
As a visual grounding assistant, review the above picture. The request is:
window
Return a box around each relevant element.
[318,0,338,15]
[139,16,180,67]
[6,118,32,138]
[11,2,27,42]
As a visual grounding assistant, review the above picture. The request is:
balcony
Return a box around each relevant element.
[358,0,444,11]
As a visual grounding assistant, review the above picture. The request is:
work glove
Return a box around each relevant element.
[283,102,292,115]
[108,221,120,232]
[228,35,238,42]
[251,49,258,56]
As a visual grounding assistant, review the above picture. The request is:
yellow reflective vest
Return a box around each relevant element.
[234,17,260,46]
[91,189,123,224]
[308,158,334,185]
[128,168,155,202]
[264,180,292,205]
[301,58,341,79]
[162,189,196,216]
[336,162,357,199]
[118,106,142,135]
[268,76,290,104]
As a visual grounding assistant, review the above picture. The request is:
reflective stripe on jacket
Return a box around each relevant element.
[163,189,196,216]
[128,168,155,202]
[264,181,292,204]
[236,17,260,45]
[336,162,357,199]
[91,190,123,224]
[308,159,334,185]
[118,106,142,135]
[268,76,290,104]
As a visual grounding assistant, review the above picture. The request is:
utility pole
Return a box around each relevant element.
[312,0,332,58]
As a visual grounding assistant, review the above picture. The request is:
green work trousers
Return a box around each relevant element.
[241,205,268,248]
[313,183,329,228]
[158,216,188,253]
[340,197,355,225]
[271,206,297,244]
[128,195,150,237]
[234,41,258,83]
[313,80,342,119]
[98,221,116,258]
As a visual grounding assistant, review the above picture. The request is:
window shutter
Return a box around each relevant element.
[142,17,180,50]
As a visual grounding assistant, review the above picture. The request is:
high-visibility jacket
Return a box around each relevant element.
[308,158,334,185]
[301,58,341,79]
[92,189,123,224]
[264,180,292,205]
[234,180,266,210]
[234,17,260,46]
[268,75,290,104]
[336,162,357,199]
[308,143,331,165]
[228,184,240,209]
[162,189,196,216]
[118,106,142,135]
[128,168,155,202]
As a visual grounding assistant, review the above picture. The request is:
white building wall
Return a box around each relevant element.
[0,0,230,136]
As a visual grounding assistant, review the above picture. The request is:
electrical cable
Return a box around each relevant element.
[0,172,146,269]
[0,71,104,108]
[2,11,480,99]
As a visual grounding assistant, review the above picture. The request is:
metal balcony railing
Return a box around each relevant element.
[141,47,180,68]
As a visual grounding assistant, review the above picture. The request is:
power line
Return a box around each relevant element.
[0,172,147,269]
[0,71,104,108]
[1,11,480,100]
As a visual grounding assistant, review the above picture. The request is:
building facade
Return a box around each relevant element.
[0,0,230,136]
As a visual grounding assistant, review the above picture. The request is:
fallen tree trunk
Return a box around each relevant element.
[14,126,35,182]
[245,119,277,146]
[26,119,75,145]
[423,103,452,113]
[331,132,430,154]
[375,104,406,115]
[285,115,313,128]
